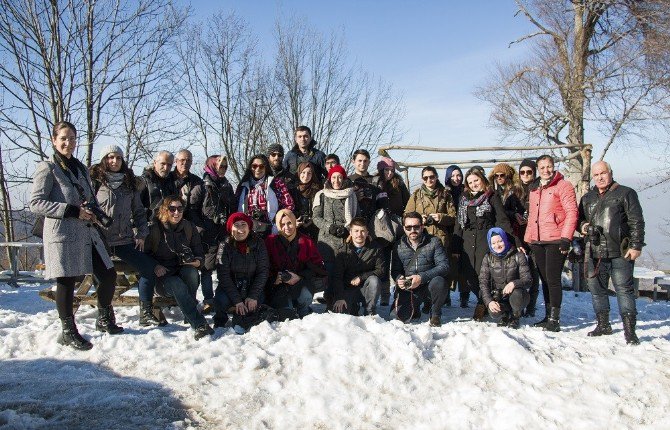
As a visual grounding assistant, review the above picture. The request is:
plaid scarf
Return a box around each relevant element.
[457,190,493,229]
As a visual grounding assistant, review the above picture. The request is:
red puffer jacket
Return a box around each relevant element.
[524,171,578,243]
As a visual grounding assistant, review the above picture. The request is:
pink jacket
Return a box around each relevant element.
[524,171,578,243]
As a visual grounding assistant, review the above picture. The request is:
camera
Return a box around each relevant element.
[179,244,196,265]
[298,214,312,225]
[251,209,265,221]
[424,216,435,227]
[354,179,374,201]
[83,201,113,228]
[279,270,292,283]
[398,277,413,290]
[493,289,503,302]
[235,277,249,297]
[586,225,603,242]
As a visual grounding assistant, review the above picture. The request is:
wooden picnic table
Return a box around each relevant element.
[0,242,46,288]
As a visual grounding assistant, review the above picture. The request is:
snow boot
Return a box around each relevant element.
[139,301,164,327]
[58,316,93,351]
[194,323,214,340]
[543,307,561,332]
[508,313,521,330]
[429,316,441,327]
[622,313,640,345]
[587,311,613,337]
[95,305,124,334]
[473,304,487,322]
[497,313,510,327]
[533,304,550,328]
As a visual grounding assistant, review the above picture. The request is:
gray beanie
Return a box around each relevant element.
[99,144,124,163]
[266,143,285,156]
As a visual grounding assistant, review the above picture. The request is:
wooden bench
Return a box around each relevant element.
[653,276,670,301]
[38,259,178,313]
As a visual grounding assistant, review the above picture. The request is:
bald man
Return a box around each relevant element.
[578,161,645,345]
[140,151,177,223]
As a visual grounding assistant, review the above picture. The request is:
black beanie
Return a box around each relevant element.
[519,158,537,175]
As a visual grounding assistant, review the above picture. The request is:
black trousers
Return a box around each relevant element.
[55,249,116,318]
[530,243,567,309]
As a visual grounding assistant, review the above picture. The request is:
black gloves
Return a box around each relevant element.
[559,238,571,253]
[329,224,348,238]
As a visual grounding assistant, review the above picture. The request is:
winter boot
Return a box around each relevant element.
[543,307,561,332]
[194,323,215,340]
[533,304,550,328]
[95,305,124,334]
[587,311,613,337]
[508,312,521,330]
[621,313,640,345]
[57,316,93,350]
[213,310,229,328]
[139,301,164,327]
[473,304,487,322]
[497,313,510,327]
[429,316,442,327]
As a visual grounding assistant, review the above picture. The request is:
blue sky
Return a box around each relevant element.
[193,0,669,263]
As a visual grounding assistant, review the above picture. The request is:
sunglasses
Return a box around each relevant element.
[251,163,265,170]
[422,175,436,181]
[168,206,184,213]
[269,152,283,157]
[519,170,533,175]
[404,225,421,231]
[494,173,506,178]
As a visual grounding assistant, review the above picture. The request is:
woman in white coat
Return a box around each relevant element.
[30,121,123,350]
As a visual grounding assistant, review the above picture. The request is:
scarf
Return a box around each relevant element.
[315,187,357,227]
[487,227,512,256]
[105,172,125,190]
[275,208,298,242]
[420,183,440,199]
[457,190,493,229]
[53,149,84,179]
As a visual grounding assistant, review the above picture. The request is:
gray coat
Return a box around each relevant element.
[312,186,358,264]
[30,158,113,279]
[95,181,149,247]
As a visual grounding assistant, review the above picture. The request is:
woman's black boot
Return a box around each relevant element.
[543,307,561,332]
[58,316,93,350]
[96,305,124,334]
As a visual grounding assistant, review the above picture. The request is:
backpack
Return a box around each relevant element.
[369,208,402,245]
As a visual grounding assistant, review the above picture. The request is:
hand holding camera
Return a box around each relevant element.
[329,224,349,238]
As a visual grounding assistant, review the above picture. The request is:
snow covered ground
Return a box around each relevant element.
[0,281,669,430]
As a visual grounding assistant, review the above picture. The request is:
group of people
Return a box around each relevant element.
[31,121,646,350]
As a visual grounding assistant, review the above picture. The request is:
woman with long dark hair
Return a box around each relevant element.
[236,154,294,238]
[524,155,578,331]
[31,122,123,350]
[453,167,515,321]
[292,162,322,240]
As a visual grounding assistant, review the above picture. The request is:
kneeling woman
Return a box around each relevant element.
[479,228,531,329]
[265,209,326,318]
[31,121,123,350]
[143,196,213,340]
[214,212,270,333]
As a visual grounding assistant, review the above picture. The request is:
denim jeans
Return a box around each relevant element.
[587,257,637,315]
[160,266,206,329]
[291,286,314,318]
[200,269,215,302]
[112,243,159,303]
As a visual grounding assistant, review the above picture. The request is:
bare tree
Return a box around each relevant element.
[477,0,670,196]
[176,13,276,181]
[272,19,405,170]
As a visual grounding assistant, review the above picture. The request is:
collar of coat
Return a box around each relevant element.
[528,171,564,191]
[401,230,431,249]
[594,181,619,196]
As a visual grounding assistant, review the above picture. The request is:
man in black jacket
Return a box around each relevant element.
[578,161,645,345]
[391,211,449,326]
[173,149,205,231]
[266,143,297,190]
[283,125,328,182]
[140,150,177,223]
[333,218,384,316]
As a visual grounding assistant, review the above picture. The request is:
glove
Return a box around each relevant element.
[559,238,571,253]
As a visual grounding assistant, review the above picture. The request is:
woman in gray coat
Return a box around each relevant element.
[30,122,123,350]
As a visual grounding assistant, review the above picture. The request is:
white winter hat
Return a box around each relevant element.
[98,145,124,163]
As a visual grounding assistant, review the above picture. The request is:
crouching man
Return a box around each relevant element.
[391,211,449,326]
[332,218,384,316]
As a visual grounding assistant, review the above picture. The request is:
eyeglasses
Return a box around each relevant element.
[269,152,283,157]
[494,173,506,178]
[422,175,436,181]
[251,163,265,170]
[404,224,422,231]
[519,169,533,176]
[168,206,184,213]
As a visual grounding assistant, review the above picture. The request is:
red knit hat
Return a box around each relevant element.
[327,165,347,181]
[226,212,253,234]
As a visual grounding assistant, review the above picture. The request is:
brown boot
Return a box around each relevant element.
[473,304,487,322]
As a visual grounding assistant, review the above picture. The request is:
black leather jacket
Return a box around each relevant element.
[578,182,645,258]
